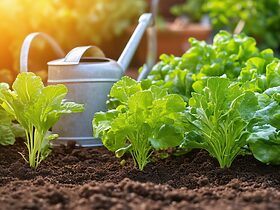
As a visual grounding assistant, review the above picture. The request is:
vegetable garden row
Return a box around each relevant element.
[1,30,280,173]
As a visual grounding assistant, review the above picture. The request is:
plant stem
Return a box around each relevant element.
[129,132,152,171]
[26,125,44,169]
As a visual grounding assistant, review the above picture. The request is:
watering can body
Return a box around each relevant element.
[48,55,123,146]
[46,13,154,147]
[20,13,155,147]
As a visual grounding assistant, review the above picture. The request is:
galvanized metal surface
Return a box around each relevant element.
[48,56,123,147]
[118,13,153,72]
[20,32,65,72]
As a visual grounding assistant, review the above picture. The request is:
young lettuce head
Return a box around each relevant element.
[247,86,280,165]
[181,77,258,168]
[0,72,84,168]
[146,31,277,103]
[93,76,186,171]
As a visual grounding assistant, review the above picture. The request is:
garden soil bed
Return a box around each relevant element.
[1,140,280,210]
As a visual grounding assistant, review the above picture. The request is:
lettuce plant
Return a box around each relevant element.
[0,72,84,168]
[239,58,280,92]
[0,107,15,146]
[93,76,186,171]
[0,83,25,145]
[147,31,279,104]
[0,107,25,146]
[146,31,280,168]
[147,31,264,102]
[247,87,280,165]
[182,77,258,168]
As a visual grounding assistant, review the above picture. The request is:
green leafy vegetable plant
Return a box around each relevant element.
[93,76,186,171]
[0,72,84,168]
[182,77,258,168]
[0,107,15,146]
[146,30,280,168]
[247,86,280,165]
[147,31,265,101]
[0,108,25,146]
[0,83,25,145]
[147,31,278,103]
[239,57,279,92]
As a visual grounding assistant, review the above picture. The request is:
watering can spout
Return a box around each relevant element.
[117,13,154,72]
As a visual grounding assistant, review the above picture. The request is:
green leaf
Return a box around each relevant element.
[0,124,15,145]
[245,57,266,75]
[29,85,68,130]
[92,110,118,138]
[60,102,85,113]
[102,130,127,152]
[236,91,259,122]
[192,80,204,94]
[0,107,11,124]
[128,90,153,112]
[254,89,280,130]
[181,130,207,150]
[263,86,280,97]
[11,124,25,138]
[12,72,43,105]
[150,85,168,99]
[165,94,186,112]
[149,124,183,150]
[248,124,280,165]
[110,76,141,103]
[115,144,132,158]
[0,86,24,145]
[266,60,280,88]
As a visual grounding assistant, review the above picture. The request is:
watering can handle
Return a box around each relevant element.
[64,46,105,63]
[20,32,65,72]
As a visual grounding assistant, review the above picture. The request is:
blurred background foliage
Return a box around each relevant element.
[0,0,279,84]
[171,0,206,22]
[172,0,280,52]
[0,0,146,83]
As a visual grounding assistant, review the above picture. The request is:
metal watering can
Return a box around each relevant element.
[20,13,155,147]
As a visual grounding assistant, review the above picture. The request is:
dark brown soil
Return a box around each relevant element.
[1,140,280,210]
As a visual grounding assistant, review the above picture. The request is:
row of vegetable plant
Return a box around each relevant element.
[93,31,280,170]
[0,30,279,170]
